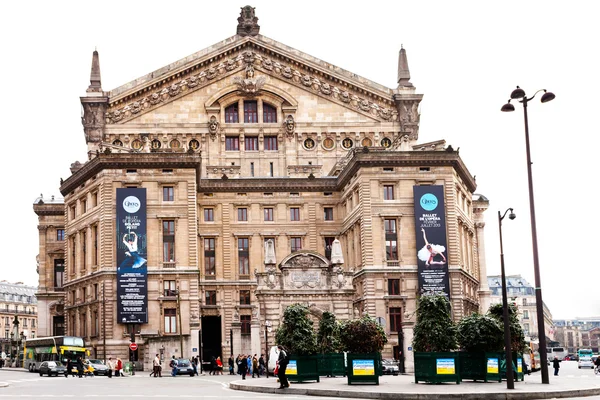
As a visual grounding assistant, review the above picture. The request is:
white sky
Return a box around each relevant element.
[1,0,598,320]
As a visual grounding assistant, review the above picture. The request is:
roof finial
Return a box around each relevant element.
[397,46,413,88]
[87,49,103,93]
[237,5,260,37]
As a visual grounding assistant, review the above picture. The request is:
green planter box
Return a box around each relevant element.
[286,354,320,383]
[414,352,460,384]
[318,353,346,377]
[458,352,502,382]
[346,353,381,385]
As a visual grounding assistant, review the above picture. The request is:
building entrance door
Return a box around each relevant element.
[201,316,221,366]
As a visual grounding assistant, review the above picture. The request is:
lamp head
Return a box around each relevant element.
[501,100,515,112]
[509,208,516,220]
[510,86,526,99]
[541,90,555,103]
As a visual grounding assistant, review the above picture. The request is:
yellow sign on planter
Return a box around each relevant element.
[436,358,455,375]
[285,360,298,375]
[487,358,499,374]
[517,358,522,373]
[352,360,375,375]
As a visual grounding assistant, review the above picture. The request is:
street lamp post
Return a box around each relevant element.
[501,86,555,384]
[498,208,516,389]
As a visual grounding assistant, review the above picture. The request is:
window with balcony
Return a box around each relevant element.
[389,307,402,332]
[384,219,398,260]
[163,280,176,297]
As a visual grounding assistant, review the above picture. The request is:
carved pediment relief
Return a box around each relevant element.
[105,40,398,125]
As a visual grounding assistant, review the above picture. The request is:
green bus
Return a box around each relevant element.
[23,336,88,372]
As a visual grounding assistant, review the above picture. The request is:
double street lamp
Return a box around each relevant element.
[501,86,555,384]
[498,208,516,389]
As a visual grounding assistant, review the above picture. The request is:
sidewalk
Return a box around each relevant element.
[229,373,600,400]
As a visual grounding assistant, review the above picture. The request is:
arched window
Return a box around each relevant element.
[263,103,277,123]
[225,104,239,123]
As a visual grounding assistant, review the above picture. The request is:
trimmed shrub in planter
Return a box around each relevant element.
[275,304,319,383]
[489,303,527,382]
[457,313,504,382]
[340,315,387,385]
[413,294,460,384]
[317,312,344,377]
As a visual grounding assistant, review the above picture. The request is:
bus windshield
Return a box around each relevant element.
[578,349,593,358]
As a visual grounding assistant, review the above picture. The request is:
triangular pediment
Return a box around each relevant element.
[105,35,399,125]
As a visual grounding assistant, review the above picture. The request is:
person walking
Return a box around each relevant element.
[76,356,84,378]
[238,354,247,380]
[170,356,178,377]
[216,356,223,375]
[259,354,265,377]
[116,358,123,377]
[151,354,160,377]
[209,356,217,375]
[65,359,73,378]
[277,345,289,389]
[552,356,560,376]
[107,357,114,378]
[228,355,234,375]
[252,355,259,378]
[246,355,252,377]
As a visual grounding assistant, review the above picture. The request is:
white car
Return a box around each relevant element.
[578,357,594,369]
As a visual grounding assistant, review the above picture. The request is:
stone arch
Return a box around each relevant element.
[278,250,330,271]
[204,83,299,110]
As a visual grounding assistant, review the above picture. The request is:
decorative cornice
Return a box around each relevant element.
[105,42,398,125]
[59,152,202,196]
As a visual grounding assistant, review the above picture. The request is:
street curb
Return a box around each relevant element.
[0,383,8,388]
[229,382,600,400]
[0,369,28,373]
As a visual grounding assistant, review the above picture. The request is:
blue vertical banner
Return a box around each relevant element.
[116,188,148,324]
[413,185,450,297]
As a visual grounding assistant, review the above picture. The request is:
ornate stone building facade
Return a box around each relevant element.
[34,6,490,372]
[0,282,38,359]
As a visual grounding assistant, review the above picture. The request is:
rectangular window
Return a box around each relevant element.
[163,280,176,297]
[92,225,98,265]
[82,199,87,214]
[163,186,174,201]
[238,238,249,276]
[94,283,98,300]
[324,237,334,260]
[383,185,394,200]
[324,207,334,221]
[225,104,239,123]
[226,137,240,151]
[244,101,258,123]
[163,220,175,263]
[164,308,177,333]
[523,310,529,319]
[291,237,302,252]
[245,137,258,151]
[384,219,398,260]
[91,192,98,208]
[250,162,254,177]
[54,259,65,289]
[269,162,274,177]
[389,307,402,332]
[56,229,65,241]
[290,207,300,221]
[204,238,216,276]
[240,290,251,305]
[238,208,248,222]
[205,290,217,306]
[388,279,400,295]
[241,315,251,335]
[264,208,273,222]
[264,136,278,151]
[204,208,214,222]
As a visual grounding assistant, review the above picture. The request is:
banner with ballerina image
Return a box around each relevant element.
[116,188,148,324]
[413,185,450,297]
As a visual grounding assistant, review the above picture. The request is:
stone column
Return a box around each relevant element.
[402,322,415,373]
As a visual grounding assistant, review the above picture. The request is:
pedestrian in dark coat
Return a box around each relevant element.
[277,345,289,389]
[552,357,560,376]
[238,355,248,380]
[76,356,84,378]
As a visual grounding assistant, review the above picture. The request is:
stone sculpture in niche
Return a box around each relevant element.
[264,239,276,265]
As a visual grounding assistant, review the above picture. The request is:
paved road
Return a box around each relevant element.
[0,360,598,399]
[0,370,354,399]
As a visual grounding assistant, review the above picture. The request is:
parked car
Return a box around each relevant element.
[87,359,109,376]
[174,358,195,376]
[381,359,400,375]
[38,361,66,377]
